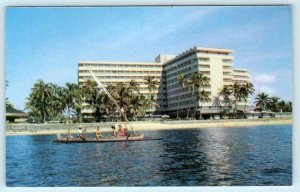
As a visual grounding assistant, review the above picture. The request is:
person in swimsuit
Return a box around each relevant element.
[66,128,73,140]
[111,126,117,137]
[95,126,103,140]
[77,127,86,141]
[118,124,126,137]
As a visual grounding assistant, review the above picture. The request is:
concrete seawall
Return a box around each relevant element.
[5,117,292,136]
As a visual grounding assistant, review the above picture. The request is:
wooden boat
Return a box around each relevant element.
[54,133,161,143]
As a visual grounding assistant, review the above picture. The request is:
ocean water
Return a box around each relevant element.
[6,125,292,186]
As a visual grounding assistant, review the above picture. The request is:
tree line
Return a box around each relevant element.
[254,92,292,113]
[24,72,292,123]
[25,77,159,123]
[175,73,291,119]
[176,73,255,119]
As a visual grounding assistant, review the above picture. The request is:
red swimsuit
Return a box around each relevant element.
[118,129,126,137]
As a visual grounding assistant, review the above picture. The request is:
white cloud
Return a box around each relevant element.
[237,51,291,68]
[251,73,278,102]
[250,85,277,104]
[255,85,276,95]
[253,74,276,84]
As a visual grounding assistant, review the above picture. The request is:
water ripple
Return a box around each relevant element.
[6,125,292,186]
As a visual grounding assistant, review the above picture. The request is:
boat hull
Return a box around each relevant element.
[54,134,161,143]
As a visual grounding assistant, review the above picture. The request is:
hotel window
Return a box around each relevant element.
[199,57,210,62]
[223,66,232,69]
[222,59,232,63]
[199,65,210,68]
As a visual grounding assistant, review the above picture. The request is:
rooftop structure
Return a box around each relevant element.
[6,105,28,123]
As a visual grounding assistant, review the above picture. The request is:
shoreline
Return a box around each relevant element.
[5,118,292,136]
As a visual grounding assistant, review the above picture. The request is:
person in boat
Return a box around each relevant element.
[124,126,131,139]
[77,127,86,140]
[66,128,73,140]
[95,126,103,140]
[117,124,126,137]
[111,126,117,137]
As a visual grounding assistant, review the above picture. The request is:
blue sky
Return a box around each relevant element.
[6,6,292,110]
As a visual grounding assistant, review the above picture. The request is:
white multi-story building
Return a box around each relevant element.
[78,46,251,117]
[78,61,168,112]
[233,68,251,84]
[162,47,250,118]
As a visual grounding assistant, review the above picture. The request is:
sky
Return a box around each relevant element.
[6,6,293,110]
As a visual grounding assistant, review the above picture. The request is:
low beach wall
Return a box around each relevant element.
[5,117,292,136]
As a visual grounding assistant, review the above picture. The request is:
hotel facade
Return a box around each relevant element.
[78,46,250,118]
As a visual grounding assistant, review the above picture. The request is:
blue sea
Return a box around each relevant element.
[6,125,292,186]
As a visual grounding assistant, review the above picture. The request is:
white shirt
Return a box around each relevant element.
[77,129,83,135]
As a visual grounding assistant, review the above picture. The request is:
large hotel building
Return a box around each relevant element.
[78,46,250,118]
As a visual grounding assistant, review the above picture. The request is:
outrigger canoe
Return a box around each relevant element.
[54,134,161,143]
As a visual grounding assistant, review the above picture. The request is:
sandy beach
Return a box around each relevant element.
[5,117,292,136]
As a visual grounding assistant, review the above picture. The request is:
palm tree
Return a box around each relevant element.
[196,73,210,89]
[128,94,148,120]
[240,82,255,114]
[73,86,85,123]
[112,82,131,119]
[99,91,115,119]
[186,73,199,119]
[194,73,210,119]
[212,96,222,113]
[80,79,98,99]
[255,92,271,111]
[5,80,12,108]
[230,82,242,118]
[128,80,140,94]
[287,101,292,112]
[47,83,65,121]
[197,90,210,119]
[267,96,280,112]
[26,80,53,123]
[144,75,159,117]
[64,83,76,121]
[107,81,148,121]
[80,79,104,121]
[277,100,287,113]
[144,75,159,94]
[62,83,86,123]
[38,80,52,122]
[218,86,232,117]
[176,74,186,119]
